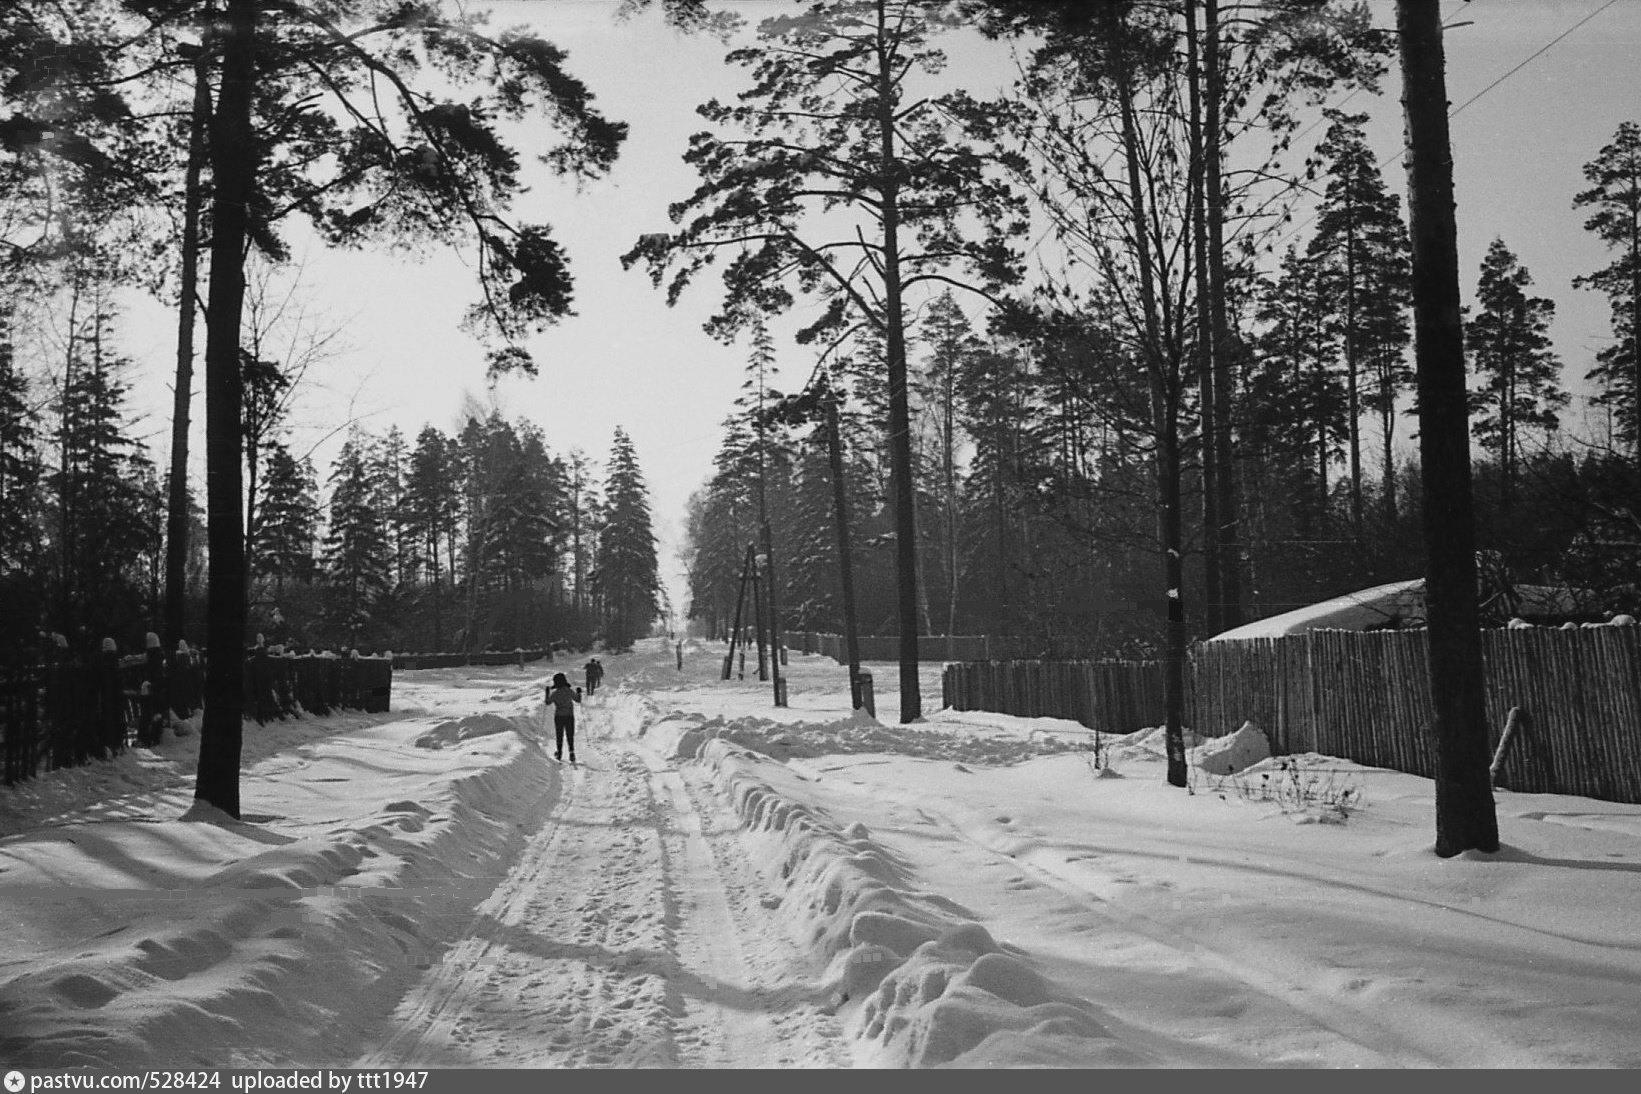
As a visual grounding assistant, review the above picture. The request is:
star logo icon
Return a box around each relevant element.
[4,1071,25,1093]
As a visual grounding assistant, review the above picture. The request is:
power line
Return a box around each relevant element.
[1257,0,1619,258]
[1449,0,1622,120]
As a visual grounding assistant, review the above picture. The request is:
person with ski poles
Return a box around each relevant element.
[545,672,582,762]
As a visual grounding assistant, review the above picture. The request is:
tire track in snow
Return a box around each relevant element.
[354,706,679,1068]
[357,697,848,1068]
[352,745,599,1067]
[632,738,850,1068]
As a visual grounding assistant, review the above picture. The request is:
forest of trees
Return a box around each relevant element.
[670,1,1641,671]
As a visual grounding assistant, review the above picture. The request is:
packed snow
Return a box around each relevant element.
[3,637,1640,1069]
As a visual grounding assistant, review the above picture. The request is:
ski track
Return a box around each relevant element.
[355,700,847,1069]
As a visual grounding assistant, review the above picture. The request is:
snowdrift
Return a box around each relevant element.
[653,711,1151,1067]
[0,714,551,1069]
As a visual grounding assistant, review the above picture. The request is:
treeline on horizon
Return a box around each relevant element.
[685,287,1639,659]
[0,279,667,657]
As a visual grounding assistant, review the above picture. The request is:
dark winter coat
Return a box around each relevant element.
[547,685,580,716]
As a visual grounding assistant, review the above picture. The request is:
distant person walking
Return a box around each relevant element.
[584,657,603,695]
[546,672,581,762]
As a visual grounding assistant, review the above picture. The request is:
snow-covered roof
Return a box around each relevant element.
[1208,578,1596,642]
[1207,579,1425,641]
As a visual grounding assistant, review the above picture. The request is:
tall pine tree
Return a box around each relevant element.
[1466,238,1566,517]
[1573,120,1641,459]
[1309,110,1412,540]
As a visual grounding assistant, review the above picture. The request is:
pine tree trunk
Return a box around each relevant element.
[1381,395,1397,524]
[1187,0,1222,635]
[1315,355,1330,518]
[1108,4,1188,788]
[193,0,257,819]
[1397,0,1499,857]
[57,275,84,631]
[876,9,920,723]
[1346,217,1365,552]
[165,37,212,651]
[1205,0,1241,629]
[825,390,865,710]
[1630,221,1641,462]
[943,366,958,636]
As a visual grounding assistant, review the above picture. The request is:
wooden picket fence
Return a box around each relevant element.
[943,658,1163,734]
[793,631,1106,663]
[2,649,394,787]
[391,648,556,670]
[941,626,1641,804]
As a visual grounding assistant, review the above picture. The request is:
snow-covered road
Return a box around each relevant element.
[354,694,850,1068]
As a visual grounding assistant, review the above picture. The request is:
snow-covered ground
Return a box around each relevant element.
[3,637,1640,1069]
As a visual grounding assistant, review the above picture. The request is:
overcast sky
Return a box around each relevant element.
[113,0,1641,606]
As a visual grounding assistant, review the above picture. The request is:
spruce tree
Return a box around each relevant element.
[256,442,318,593]
[374,426,414,590]
[0,300,41,577]
[596,428,661,652]
[240,350,291,586]
[404,425,461,638]
[49,280,160,643]
[323,431,392,648]
[780,442,844,634]
[683,485,746,641]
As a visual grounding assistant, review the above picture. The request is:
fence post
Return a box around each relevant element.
[140,633,167,747]
[98,638,125,759]
[1489,705,1527,787]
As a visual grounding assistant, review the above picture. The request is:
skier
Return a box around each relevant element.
[545,672,582,762]
[584,656,603,695]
